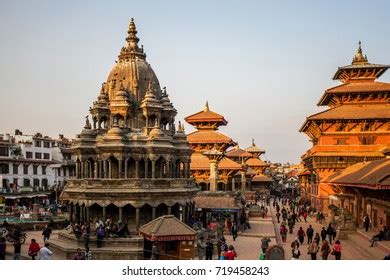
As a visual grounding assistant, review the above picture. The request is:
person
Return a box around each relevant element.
[73,248,85,260]
[13,225,21,242]
[291,238,300,250]
[205,237,213,260]
[363,215,370,232]
[261,236,271,253]
[320,240,331,260]
[276,211,281,223]
[332,240,342,260]
[384,253,390,260]
[13,239,21,260]
[314,233,320,244]
[303,211,308,223]
[96,224,105,248]
[28,239,41,260]
[151,242,160,260]
[231,222,238,241]
[259,250,266,260]
[225,245,237,260]
[370,231,384,247]
[39,242,53,260]
[291,246,301,260]
[84,246,92,260]
[83,224,91,250]
[306,225,314,244]
[280,223,288,243]
[307,240,319,260]
[297,227,305,245]
[326,224,334,244]
[197,236,205,260]
[42,225,52,242]
[0,237,6,260]
[117,223,130,238]
[320,227,327,242]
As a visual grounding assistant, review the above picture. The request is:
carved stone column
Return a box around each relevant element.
[108,160,112,179]
[86,206,90,223]
[118,159,123,179]
[118,207,123,222]
[75,162,79,179]
[144,160,148,178]
[102,206,106,222]
[124,158,128,179]
[151,160,156,179]
[135,160,139,178]
[209,160,218,192]
[80,162,84,179]
[135,208,140,230]
[103,160,107,179]
[94,161,98,179]
[152,207,156,220]
[167,206,171,215]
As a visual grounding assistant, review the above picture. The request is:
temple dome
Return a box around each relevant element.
[103,19,161,103]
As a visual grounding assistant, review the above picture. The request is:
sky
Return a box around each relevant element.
[1,0,389,163]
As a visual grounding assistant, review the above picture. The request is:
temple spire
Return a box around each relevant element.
[352,41,368,65]
[119,17,146,61]
[204,100,209,112]
[252,138,255,146]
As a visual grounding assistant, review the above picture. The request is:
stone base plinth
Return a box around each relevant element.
[49,231,144,260]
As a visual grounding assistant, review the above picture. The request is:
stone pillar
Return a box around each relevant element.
[124,158,128,179]
[241,171,246,192]
[159,162,164,178]
[167,161,171,178]
[69,203,73,222]
[145,160,148,178]
[151,160,156,179]
[102,206,106,222]
[80,205,85,224]
[182,205,186,222]
[184,162,188,178]
[108,160,112,179]
[135,160,139,178]
[80,162,84,179]
[118,159,123,178]
[75,162,79,178]
[94,161,98,178]
[118,207,123,222]
[168,206,171,215]
[209,160,218,192]
[232,178,236,191]
[86,206,90,223]
[135,208,140,230]
[152,207,156,220]
[103,160,107,178]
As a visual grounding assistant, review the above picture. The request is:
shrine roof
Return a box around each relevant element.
[184,102,227,126]
[226,146,252,158]
[323,158,390,189]
[300,104,390,131]
[245,157,269,167]
[318,81,390,106]
[139,215,196,241]
[187,130,235,144]
[190,153,242,170]
[252,174,273,182]
[194,193,241,210]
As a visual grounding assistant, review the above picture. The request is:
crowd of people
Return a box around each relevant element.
[197,236,238,260]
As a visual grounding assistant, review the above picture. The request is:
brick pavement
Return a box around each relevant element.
[269,200,389,260]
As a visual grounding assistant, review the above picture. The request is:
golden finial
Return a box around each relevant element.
[252,138,255,146]
[352,41,368,65]
[204,100,209,112]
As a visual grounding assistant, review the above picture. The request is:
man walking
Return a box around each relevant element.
[306,225,314,244]
[363,215,370,232]
[231,222,238,241]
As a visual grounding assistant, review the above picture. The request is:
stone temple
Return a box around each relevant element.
[52,18,198,259]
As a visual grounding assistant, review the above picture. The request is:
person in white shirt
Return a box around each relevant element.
[39,242,53,260]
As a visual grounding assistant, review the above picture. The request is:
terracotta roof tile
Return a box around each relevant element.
[187,130,235,144]
[325,81,390,94]
[226,147,252,158]
[306,104,390,121]
[194,193,241,210]
[139,215,196,241]
[324,158,390,189]
[185,109,227,125]
[190,153,242,170]
[252,175,273,182]
[245,157,268,167]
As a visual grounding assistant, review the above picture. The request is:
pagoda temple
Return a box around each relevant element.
[299,42,390,213]
[53,19,198,259]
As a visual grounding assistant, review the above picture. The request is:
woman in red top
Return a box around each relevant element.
[332,240,342,260]
[225,245,237,260]
[28,239,41,260]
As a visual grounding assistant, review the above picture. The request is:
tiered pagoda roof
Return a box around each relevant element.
[184,101,227,130]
